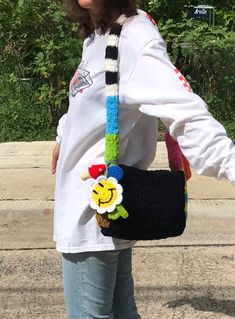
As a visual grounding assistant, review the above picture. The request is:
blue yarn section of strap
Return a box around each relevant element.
[106,95,119,135]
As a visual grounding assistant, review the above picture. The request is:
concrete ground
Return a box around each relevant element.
[0,141,235,319]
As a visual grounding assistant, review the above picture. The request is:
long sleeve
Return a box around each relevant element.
[56,113,67,144]
[123,39,235,185]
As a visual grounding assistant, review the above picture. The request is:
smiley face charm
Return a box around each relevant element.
[89,176,123,214]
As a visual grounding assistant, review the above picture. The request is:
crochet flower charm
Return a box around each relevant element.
[89,176,123,214]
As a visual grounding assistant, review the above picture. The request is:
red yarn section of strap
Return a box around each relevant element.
[182,155,192,181]
[165,132,191,180]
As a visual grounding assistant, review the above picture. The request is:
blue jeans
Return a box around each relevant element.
[62,248,141,319]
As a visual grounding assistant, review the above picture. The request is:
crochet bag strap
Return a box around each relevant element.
[104,13,191,180]
[104,14,127,169]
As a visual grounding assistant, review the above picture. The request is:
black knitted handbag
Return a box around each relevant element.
[86,13,188,240]
[101,165,187,240]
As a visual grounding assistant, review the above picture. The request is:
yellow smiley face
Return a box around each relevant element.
[92,179,118,208]
[89,177,123,214]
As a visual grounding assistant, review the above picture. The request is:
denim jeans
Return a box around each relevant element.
[62,248,141,319]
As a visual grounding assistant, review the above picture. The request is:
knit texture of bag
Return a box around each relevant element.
[100,166,187,240]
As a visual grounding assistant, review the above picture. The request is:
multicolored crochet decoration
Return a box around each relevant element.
[88,14,130,221]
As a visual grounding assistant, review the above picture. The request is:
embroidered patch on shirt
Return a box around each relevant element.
[70,68,93,97]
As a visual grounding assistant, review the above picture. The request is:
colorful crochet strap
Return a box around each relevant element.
[104,12,191,179]
[104,14,128,168]
[165,132,191,180]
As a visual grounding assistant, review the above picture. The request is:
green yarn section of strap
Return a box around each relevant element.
[105,134,119,165]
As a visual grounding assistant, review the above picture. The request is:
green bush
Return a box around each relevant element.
[224,120,235,143]
[0,75,55,142]
[0,0,82,141]
[139,1,235,142]
[0,0,234,142]
[158,18,235,141]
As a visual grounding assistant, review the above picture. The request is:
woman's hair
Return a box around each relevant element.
[63,0,138,39]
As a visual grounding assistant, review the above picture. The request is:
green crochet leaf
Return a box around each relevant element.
[108,204,129,220]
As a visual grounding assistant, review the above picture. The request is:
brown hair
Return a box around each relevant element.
[62,0,138,39]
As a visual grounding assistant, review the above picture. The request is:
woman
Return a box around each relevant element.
[52,0,235,318]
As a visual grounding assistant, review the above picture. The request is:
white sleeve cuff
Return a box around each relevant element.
[220,157,235,186]
[56,136,62,144]
[56,113,67,145]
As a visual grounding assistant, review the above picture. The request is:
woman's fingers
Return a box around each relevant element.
[51,143,61,175]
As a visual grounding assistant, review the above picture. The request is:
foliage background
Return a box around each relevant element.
[0,0,234,141]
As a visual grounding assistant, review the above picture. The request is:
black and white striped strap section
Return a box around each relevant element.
[105,14,128,95]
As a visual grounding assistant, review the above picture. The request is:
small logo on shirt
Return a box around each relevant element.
[70,68,93,97]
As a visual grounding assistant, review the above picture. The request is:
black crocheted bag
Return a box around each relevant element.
[100,165,187,240]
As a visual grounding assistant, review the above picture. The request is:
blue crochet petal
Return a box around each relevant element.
[107,165,124,181]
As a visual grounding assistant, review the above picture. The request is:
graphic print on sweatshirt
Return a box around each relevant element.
[70,68,93,97]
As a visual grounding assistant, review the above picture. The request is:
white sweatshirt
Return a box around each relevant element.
[54,14,235,253]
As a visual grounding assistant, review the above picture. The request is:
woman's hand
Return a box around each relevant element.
[51,143,61,175]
